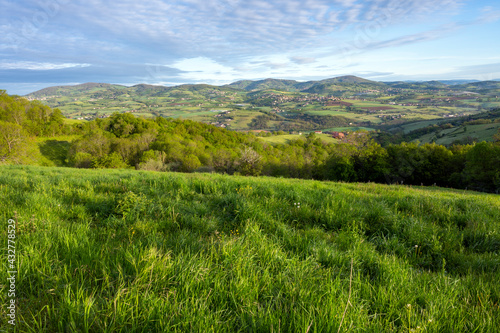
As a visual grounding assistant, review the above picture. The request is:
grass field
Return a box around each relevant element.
[322,126,375,132]
[7,136,79,167]
[0,166,499,332]
[258,133,340,145]
[417,123,500,145]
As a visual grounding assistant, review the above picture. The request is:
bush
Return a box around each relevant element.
[71,152,93,168]
[92,152,129,169]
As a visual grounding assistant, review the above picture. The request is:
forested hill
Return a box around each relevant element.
[27,75,385,97]
[1,90,500,193]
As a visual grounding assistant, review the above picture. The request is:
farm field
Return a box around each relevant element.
[25,78,500,132]
[416,122,500,145]
[258,133,340,145]
[0,165,499,332]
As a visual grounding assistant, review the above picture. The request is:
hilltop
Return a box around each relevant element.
[224,75,383,93]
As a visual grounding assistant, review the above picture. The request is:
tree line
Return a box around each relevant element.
[1,91,499,193]
[0,90,69,162]
[68,113,499,193]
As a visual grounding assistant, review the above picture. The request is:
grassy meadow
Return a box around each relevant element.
[0,165,499,332]
[258,133,340,145]
[416,122,500,145]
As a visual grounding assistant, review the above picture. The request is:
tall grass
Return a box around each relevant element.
[0,165,499,332]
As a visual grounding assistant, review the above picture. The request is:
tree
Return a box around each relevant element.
[68,130,114,166]
[238,147,262,176]
[464,142,500,193]
[92,152,129,169]
[324,143,357,181]
[354,141,389,183]
[248,115,270,129]
[0,121,27,161]
[180,155,202,172]
[494,128,500,142]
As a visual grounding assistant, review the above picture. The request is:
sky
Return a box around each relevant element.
[1,0,500,95]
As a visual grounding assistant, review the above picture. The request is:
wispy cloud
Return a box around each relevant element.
[291,57,316,65]
[2,0,466,58]
[1,0,499,94]
[451,62,500,81]
[478,6,500,23]
[364,24,459,50]
[0,61,91,70]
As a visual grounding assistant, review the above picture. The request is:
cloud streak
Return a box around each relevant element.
[1,0,499,94]
[1,0,467,58]
[0,61,91,70]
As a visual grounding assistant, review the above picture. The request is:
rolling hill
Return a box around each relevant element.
[21,75,500,132]
[0,165,499,331]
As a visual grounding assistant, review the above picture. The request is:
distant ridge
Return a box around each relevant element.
[26,75,382,97]
[225,75,383,93]
[25,75,500,97]
[27,83,126,98]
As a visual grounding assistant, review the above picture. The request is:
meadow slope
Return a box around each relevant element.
[0,166,499,332]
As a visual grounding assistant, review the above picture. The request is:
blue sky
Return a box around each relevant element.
[1,0,500,95]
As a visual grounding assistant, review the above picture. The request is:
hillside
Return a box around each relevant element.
[0,165,498,331]
[226,78,301,91]
[225,75,383,93]
[3,88,500,193]
[27,82,126,98]
[21,76,500,132]
[381,108,500,145]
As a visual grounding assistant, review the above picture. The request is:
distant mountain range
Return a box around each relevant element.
[26,75,500,97]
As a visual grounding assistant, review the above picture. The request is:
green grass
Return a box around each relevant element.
[63,119,85,125]
[416,123,500,145]
[258,133,340,144]
[322,126,376,132]
[0,166,499,332]
[4,136,79,167]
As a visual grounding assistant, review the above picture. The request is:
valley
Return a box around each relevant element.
[25,76,500,142]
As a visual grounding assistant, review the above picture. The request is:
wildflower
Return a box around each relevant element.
[428,319,433,323]
[406,304,412,309]
[415,245,419,248]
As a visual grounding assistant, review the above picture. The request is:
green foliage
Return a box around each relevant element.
[115,190,149,220]
[0,121,28,162]
[137,150,168,172]
[91,152,129,169]
[0,92,498,193]
[71,152,93,168]
[1,165,499,331]
[0,91,71,164]
[237,147,263,176]
[248,114,270,128]
[464,142,500,193]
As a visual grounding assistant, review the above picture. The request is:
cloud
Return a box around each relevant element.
[0,62,184,85]
[2,0,491,91]
[0,61,90,70]
[451,62,500,81]
[351,71,394,78]
[368,25,457,50]
[169,57,240,84]
[290,57,316,65]
[478,6,500,23]
[2,0,467,59]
